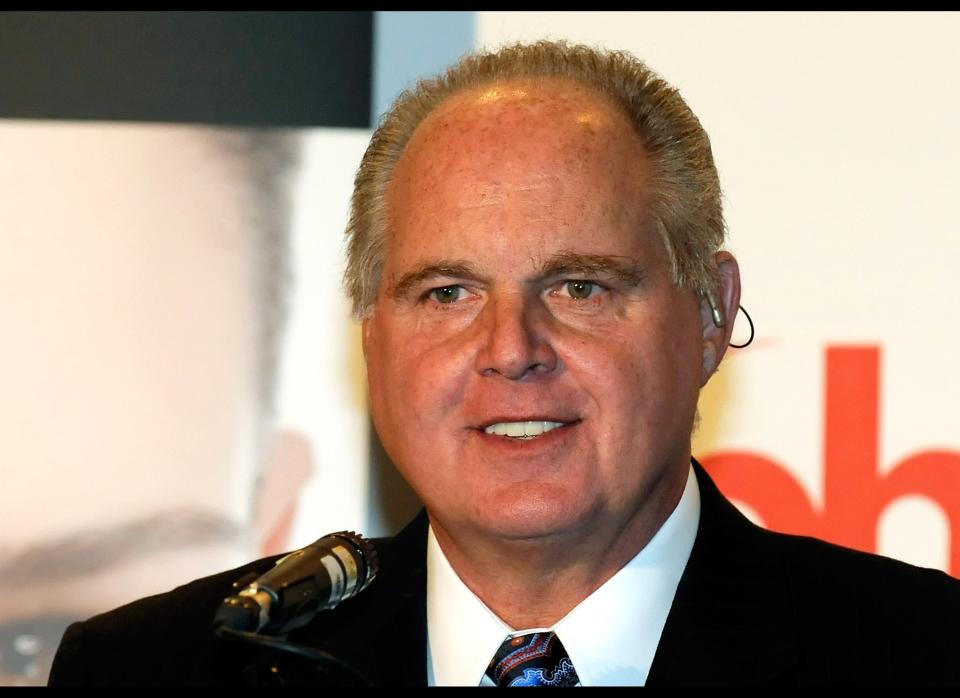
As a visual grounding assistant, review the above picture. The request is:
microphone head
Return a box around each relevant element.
[325,530,379,599]
[214,530,379,636]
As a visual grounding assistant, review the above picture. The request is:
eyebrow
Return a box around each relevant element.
[390,251,646,301]
[391,260,485,301]
[538,251,647,286]
[0,508,244,585]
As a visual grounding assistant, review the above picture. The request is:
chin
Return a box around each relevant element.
[469,482,595,541]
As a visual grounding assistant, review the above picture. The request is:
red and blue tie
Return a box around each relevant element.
[485,632,580,687]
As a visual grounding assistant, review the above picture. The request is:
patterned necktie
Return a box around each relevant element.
[485,632,580,687]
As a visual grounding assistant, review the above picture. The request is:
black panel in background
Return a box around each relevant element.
[0,11,372,127]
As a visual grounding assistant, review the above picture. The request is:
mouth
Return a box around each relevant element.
[479,419,577,440]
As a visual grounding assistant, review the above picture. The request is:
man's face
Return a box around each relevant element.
[0,123,305,684]
[363,81,709,546]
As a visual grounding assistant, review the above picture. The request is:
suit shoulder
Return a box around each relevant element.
[49,554,282,686]
[760,526,960,598]
[757,527,960,682]
[49,533,401,686]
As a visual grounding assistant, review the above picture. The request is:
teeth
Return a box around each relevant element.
[484,421,566,438]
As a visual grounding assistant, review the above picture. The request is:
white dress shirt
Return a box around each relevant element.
[426,463,701,686]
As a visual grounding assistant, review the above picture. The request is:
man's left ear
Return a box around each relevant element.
[698,251,741,386]
[254,429,315,556]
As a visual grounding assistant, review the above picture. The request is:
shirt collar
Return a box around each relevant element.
[426,462,701,686]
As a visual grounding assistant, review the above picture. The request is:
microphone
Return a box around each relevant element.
[213,531,378,637]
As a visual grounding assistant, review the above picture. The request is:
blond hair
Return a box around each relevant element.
[344,40,725,318]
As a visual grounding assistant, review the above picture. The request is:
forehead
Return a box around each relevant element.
[385,79,653,263]
[399,78,643,181]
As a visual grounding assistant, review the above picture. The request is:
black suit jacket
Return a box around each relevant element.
[49,461,960,685]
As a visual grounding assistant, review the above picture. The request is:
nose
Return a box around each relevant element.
[474,294,558,380]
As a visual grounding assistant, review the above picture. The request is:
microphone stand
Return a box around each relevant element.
[217,625,372,686]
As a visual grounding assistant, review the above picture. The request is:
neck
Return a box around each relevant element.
[430,464,688,629]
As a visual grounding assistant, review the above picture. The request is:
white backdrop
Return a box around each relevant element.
[280,129,372,543]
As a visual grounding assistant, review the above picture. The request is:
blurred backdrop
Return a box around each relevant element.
[1,11,957,685]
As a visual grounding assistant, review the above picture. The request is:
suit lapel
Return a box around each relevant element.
[647,460,800,685]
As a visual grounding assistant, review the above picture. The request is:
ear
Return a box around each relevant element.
[698,251,741,386]
[254,429,315,556]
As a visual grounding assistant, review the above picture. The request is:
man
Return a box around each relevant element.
[49,41,960,686]
[0,122,312,685]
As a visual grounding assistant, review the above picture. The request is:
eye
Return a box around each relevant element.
[562,280,601,300]
[428,285,467,304]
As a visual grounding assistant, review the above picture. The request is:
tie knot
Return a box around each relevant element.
[485,631,580,687]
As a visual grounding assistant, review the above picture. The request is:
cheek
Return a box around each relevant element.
[558,315,701,419]
[367,319,474,426]
[630,318,704,432]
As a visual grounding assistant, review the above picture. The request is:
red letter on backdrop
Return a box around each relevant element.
[702,346,960,576]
